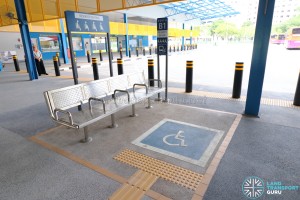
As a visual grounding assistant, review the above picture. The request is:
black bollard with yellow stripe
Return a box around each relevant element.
[56,52,61,66]
[148,59,155,86]
[53,56,60,76]
[92,58,99,80]
[117,58,124,75]
[13,55,20,71]
[99,50,103,61]
[185,61,193,93]
[293,70,300,106]
[232,62,244,98]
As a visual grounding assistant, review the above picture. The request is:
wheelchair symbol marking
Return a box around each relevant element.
[163,130,187,147]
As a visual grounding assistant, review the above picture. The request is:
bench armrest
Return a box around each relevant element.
[114,89,130,103]
[149,79,162,88]
[133,84,148,94]
[54,109,74,125]
[89,97,106,114]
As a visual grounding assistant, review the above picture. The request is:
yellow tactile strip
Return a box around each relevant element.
[109,170,158,200]
[169,87,300,108]
[114,149,203,191]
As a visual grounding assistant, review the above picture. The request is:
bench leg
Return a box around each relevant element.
[130,104,138,117]
[110,114,118,128]
[80,127,93,143]
[146,98,153,109]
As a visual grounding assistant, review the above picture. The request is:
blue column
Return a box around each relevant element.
[60,19,69,64]
[190,26,192,45]
[182,23,185,49]
[124,13,129,56]
[245,0,275,116]
[14,0,38,80]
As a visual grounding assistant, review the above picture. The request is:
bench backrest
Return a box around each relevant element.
[44,71,146,118]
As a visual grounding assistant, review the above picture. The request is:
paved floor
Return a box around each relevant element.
[0,69,299,200]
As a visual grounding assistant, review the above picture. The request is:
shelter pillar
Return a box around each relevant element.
[59,19,69,64]
[124,13,129,57]
[14,0,38,80]
[182,23,185,50]
[245,0,275,116]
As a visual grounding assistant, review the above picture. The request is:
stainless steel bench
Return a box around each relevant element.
[44,71,164,143]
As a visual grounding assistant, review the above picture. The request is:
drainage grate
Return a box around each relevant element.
[114,149,203,191]
[168,87,300,108]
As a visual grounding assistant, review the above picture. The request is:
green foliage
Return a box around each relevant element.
[273,7,300,34]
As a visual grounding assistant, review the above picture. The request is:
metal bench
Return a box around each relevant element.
[44,71,164,143]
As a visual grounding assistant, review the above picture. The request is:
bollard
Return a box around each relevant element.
[149,47,152,55]
[169,46,172,53]
[177,46,179,52]
[181,45,183,51]
[13,55,20,71]
[184,45,186,51]
[143,48,146,56]
[185,61,193,93]
[87,50,91,63]
[111,49,114,60]
[92,57,99,80]
[148,59,155,87]
[56,52,61,66]
[53,56,60,76]
[117,58,123,75]
[173,46,175,52]
[232,62,244,99]
[155,47,157,54]
[129,49,131,58]
[99,50,103,61]
[293,70,300,106]
[136,48,139,57]
[120,49,123,59]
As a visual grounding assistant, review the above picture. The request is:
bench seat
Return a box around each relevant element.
[44,71,164,143]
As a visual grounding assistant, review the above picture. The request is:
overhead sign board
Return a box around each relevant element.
[157,18,168,55]
[65,11,110,33]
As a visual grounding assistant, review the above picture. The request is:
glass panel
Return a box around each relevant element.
[42,0,60,20]
[59,0,76,17]
[78,0,97,13]
[39,35,60,52]
[100,0,122,11]
[126,0,152,7]
[72,37,83,50]
[27,0,44,21]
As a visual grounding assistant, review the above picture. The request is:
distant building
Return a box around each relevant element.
[226,0,300,25]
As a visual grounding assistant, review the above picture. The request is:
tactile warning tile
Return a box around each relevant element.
[168,87,300,108]
[114,149,203,191]
[109,170,158,200]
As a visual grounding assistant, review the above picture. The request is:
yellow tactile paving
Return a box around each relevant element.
[109,170,158,200]
[168,87,300,108]
[114,149,203,191]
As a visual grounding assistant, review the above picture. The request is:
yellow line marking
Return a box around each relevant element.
[30,125,63,138]
[29,136,127,184]
[30,134,170,200]
[114,149,203,191]
[235,68,243,70]
[193,114,242,199]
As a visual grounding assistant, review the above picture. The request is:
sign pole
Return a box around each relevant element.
[157,17,169,102]
[107,32,113,77]
[65,14,78,85]
[156,53,161,101]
